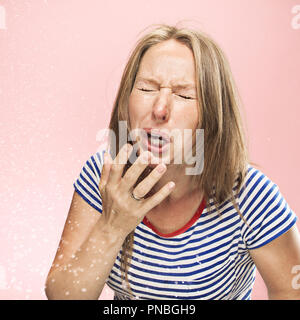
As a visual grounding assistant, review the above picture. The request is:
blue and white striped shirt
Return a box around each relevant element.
[73,150,297,300]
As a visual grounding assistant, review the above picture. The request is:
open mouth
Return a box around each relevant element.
[147,132,168,147]
[142,130,170,154]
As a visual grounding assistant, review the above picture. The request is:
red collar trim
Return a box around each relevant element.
[142,197,206,238]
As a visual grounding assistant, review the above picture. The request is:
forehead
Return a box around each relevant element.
[137,39,196,85]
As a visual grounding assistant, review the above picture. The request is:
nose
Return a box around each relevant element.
[152,88,171,123]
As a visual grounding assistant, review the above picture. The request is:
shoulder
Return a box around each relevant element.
[88,149,106,173]
[237,163,297,249]
[73,149,106,214]
[236,163,279,202]
[80,149,106,181]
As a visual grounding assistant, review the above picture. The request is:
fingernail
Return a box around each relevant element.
[168,181,175,189]
[142,151,150,161]
[157,164,166,173]
[126,144,132,152]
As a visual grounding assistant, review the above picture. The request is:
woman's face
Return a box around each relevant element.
[128,39,200,166]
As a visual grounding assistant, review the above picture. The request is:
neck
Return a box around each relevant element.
[151,162,202,208]
[145,163,204,234]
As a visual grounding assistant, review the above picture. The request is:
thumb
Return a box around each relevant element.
[99,151,112,192]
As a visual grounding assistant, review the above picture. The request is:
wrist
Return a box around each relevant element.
[98,220,128,244]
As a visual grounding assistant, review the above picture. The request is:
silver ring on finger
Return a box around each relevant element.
[131,190,144,201]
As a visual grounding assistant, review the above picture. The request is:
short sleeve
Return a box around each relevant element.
[239,165,297,250]
[73,150,105,214]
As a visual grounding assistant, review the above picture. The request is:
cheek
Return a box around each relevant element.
[191,103,200,129]
[178,104,199,129]
[128,92,150,125]
[128,93,140,126]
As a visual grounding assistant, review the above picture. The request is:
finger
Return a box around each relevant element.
[128,160,166,199]
[99,152,112,194]
[108,143,132,185]
[121,151,154,190]
[142,181,175,213]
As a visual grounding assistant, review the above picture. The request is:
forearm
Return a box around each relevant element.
[268,289,300,300]
[45,218,126,300]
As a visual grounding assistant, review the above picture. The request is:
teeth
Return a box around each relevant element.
[151,134,161,139]
[148,134,165,147]
[151,139,161,146]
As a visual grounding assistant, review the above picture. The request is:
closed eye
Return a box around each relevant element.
[139,88,154,92]
[139,88,194,99]
[178,95,193,100]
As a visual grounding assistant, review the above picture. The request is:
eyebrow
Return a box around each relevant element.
[135,76,196,90]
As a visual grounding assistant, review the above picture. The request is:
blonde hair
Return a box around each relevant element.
[107,23,254,295]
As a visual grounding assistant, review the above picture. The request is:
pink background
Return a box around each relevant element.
[0,0,299,300]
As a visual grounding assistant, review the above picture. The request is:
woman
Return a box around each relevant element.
[45,24,300,300]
